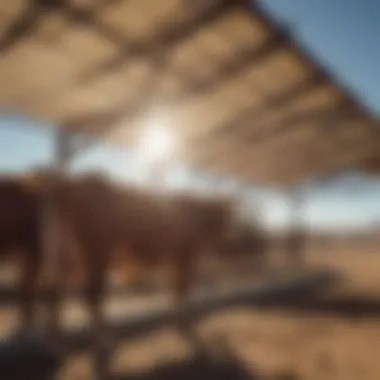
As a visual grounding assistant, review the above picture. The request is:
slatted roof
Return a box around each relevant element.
[0,0,379,187]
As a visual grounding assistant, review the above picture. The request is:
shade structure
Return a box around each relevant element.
[0,0,378,186]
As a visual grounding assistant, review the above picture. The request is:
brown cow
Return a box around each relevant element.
[0,170,237,313]
[47,174,239,304]
[0,174,44,330]
[0,170,76,330]
[219,220,269,256]
[283,227,307,267]
[31,172,239,378]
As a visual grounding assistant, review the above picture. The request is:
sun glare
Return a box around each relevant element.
[138,124,175,163]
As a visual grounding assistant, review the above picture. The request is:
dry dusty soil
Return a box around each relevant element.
[1,241,380,380]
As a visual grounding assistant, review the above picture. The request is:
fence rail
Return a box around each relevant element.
[58,269,339,352]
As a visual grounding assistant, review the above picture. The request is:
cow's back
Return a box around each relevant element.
[0,178,39,255]
[55,175,181,256]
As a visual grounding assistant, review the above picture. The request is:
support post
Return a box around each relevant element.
[54,127,73,170]
[286,187,307,268]
[41,127,73,335]
[145,152,173,190]
[147,163,167,187]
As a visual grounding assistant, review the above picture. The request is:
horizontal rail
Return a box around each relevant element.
[58,269,339,353]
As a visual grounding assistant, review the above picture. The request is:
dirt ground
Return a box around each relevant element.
[2,241,380,379]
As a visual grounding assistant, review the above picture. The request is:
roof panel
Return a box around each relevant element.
[245,49,312,94]
[0,0,378,187]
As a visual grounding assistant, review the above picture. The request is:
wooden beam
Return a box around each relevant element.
[78,0,243,82]
[198,129,374,186]
[280,108,379,182]
[185,73,326,150]
[66,18,288,153]
[0,0,119,53]
[301,138,378,181]
[64,1,246,154]
[190,101,355,171]
[161,30,287,104]
[62,2,309,156]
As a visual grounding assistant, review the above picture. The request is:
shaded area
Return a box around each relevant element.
[110,348,259,380]
[0,269,357,380]
[108,335,303,380]
[0,333,62,380]
[251,293,380,320]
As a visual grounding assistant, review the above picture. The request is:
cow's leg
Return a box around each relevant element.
[169,251,206,353]
[44,269,64,341]
[43,230,68,342]
[84,249,109,380]
[171,257,193,308]
[19,249,40,332]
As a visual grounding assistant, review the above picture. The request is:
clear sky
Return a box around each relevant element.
[1,0,380,231]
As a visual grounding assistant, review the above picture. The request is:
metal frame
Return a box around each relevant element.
[286,187,308,266]
[0,0,378,186]
[39,127,74,336]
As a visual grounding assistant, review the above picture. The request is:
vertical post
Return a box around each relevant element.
[55,127,72,171]
[146,161,169,190]
[44,128,72,274]
[233,184,246,217]
[286,187,307,268]
[148,163,166,187]
[41,127,73,335]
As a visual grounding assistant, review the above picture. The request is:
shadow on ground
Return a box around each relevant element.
[109,335,301,380]
[63,269,340,353]
[0,333,61,380]
[111,353,256,380]
[251,294,380,320]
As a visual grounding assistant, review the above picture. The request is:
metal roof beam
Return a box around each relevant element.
[194,116,373,185]
[191,100,353,168]
[186,73,327,147]
[78,0,241,82]
[161,29,287,104]
[0,0,121,53]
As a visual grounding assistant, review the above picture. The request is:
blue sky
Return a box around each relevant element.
[1,0,380,231]
[261,0,380,117]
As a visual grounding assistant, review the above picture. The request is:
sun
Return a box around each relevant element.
[138,124,175,164]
